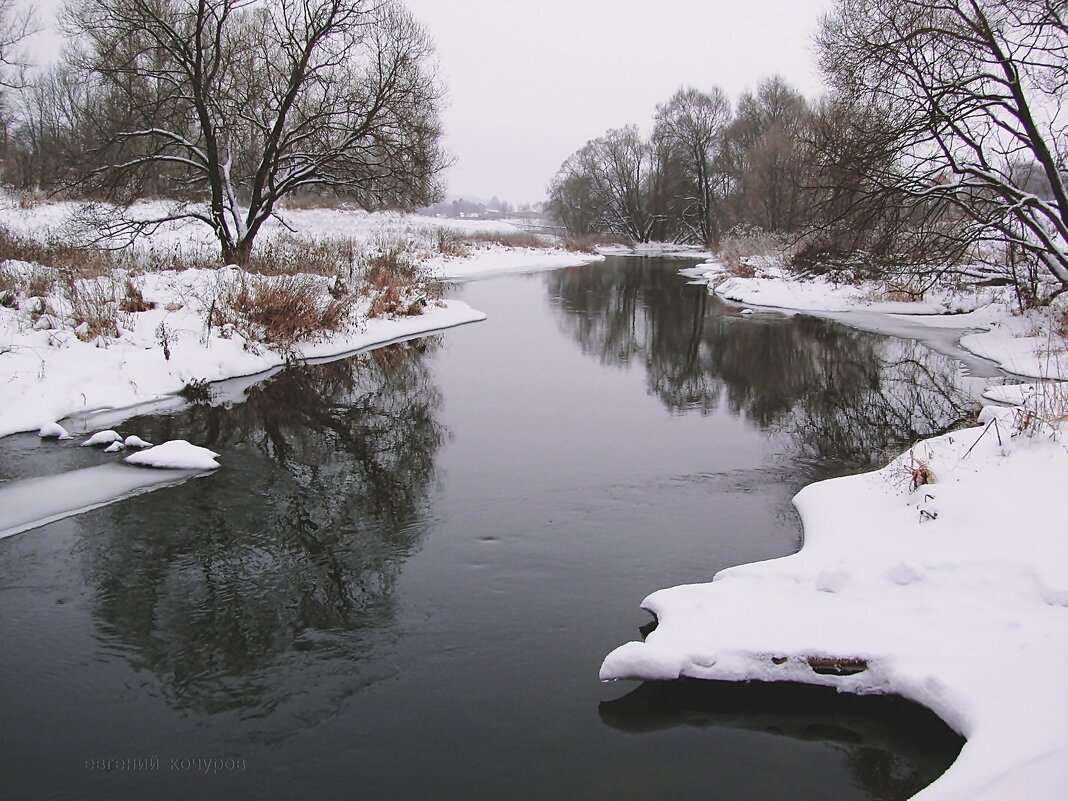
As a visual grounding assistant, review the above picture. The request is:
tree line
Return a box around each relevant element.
[0,0,447,264]
[547,0,1068,302]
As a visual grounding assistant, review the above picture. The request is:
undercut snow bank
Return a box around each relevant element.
[428,247,603,281]
[601,406,1068,800]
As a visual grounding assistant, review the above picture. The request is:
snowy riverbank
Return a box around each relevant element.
[602,257,1068,800]
[601,403,1068,800]
[682,260,1068,382]
[0,197,601,438]
[0,263,487,438]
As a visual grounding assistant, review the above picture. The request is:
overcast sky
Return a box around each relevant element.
[404,0,833,203]
[29,0,833,204]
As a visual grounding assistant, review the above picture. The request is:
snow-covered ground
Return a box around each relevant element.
[601,254,1068,800]
[428,247,603,280]
[0,264,487,438]
[599,242,713,260]
[0,195,600,438]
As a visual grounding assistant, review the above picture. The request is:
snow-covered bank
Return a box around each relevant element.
[0,265,485,438]
[598,242,714,260]
[602,405,1068,800]
[0,194,608,438]
[690,261,1068,382]
[428,246,604,281]
[0,193,602,285]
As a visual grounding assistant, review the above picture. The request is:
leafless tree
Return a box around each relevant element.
[7,63,89,189]
[818,0,1068,297]
[652,86,731,245]
[548,126,661,242]
[61,0,448,264]
[723,76,813,234]
[0,0,34,91]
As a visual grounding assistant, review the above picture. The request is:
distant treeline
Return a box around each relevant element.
[547,0,1068,305]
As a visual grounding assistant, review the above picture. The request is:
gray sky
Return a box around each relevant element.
[28,0,833,204]
[404,0,833,204]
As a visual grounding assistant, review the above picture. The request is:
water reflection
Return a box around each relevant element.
[600,680,963,801]
[548,262,977,467]
[81,339,445,715]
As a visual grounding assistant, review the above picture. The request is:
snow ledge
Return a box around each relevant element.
[601,406,1068,801]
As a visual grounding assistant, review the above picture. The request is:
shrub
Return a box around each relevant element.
[64,273,121,342]
[119,277,154,312]
[716,225,787,276]
[211,271,353,352]
[434,227,470,257]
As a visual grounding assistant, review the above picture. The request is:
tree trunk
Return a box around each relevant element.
[222,237,254,267]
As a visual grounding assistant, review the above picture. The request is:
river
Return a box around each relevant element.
[0,257,973,800]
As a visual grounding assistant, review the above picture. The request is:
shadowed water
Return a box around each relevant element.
[0,258,975,801]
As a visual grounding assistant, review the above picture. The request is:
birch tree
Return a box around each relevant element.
[818,0,1068,296]
[62,0,447,264]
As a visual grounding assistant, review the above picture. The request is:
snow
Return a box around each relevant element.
[80,430,122,447]
[0,462,201,540]
[124,435,153,448]
[38,422,71,439]
[103,441,125,453]
[0,269,486,438]
[602,407,1068,801]
[125,439,221,470]
[598,242,714,260]
[427,247,604,281]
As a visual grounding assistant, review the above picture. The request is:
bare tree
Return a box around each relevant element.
[818,0,1068,297]
[723,76,812,234]
[652,86,731,245]
[549,126,661,243]
[61,0,448,264]
[0,0,34,90]
[8,63,89,189]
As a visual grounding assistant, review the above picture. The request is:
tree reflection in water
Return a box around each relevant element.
[548,261,977,468]
[83,338,445,715]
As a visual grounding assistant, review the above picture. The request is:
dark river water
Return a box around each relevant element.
[0,257,971,801]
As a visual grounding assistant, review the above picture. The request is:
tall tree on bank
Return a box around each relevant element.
[548,126,660,242]
[62,0,447,264]
[817,0,1068,296]
[652,86,731,245]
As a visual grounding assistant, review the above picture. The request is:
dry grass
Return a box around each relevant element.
[363,249,440,319]
[276,193,355,211]
[434,227,471,258]
[63,273,121,341]
[119,277,154,312]
[716,227,786,277]
[211,271,353,352]
[245,234,363,278]
[460,230,553,249]
[1013,382,1068,438]
[1056,306,1068,340]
